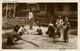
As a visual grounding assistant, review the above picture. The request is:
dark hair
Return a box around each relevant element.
[29,9,32,12]
[21,25,24,27]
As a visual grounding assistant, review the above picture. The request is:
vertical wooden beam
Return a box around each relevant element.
[63,4,70,16]
[5,3,8,17]
[54,4,57,15]
[43,4,47,24]
[13,3,16,17]
[37,4,40,11]
[26,3,28,17]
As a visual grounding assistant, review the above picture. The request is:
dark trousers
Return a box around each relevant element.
[63,30,69,42]
[29,18,33,29]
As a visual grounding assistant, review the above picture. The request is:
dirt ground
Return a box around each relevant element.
[2,25,77,49]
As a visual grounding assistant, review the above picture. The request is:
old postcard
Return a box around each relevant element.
[1,0,79,51]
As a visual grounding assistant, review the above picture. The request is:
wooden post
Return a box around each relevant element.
[13,3,16,17]
[26,4,29,17]
[43,4,47,24]
[5,3,8,17]
[37,4,40,11]
[54,4,57,15]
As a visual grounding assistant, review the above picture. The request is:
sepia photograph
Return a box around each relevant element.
[2,3,78,49]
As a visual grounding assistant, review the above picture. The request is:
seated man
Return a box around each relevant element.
[46,23,55,37]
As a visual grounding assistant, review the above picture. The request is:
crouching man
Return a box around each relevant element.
[46,23,55,37]
[14,25,29,41]
[6,25,29,46]
[18,25,29,36]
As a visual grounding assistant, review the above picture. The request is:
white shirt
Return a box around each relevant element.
[18,27,26,34]
[49,23,54,27]
[56,19,63,27]
[29,12,33,20]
